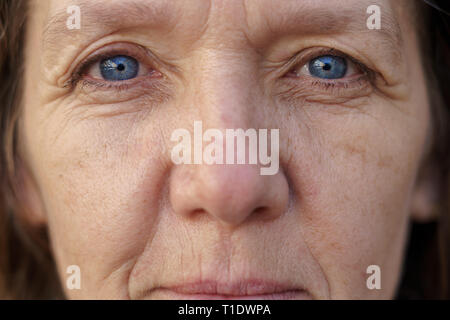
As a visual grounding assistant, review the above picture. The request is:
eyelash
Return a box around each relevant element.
[68,46,374,98]
[282,48,375,93]
[66,46,158,91]
[76,78,133,92]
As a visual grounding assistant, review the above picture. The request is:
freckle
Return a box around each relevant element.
[377,155,394,169]
[377,158,388,168]
[341,144,367,162]
[329,240,343,252]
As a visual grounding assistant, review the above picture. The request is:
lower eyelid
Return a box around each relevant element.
[277,73,373,102]
[78,66,162,93]
[69,44,161,87]
[79,71,163,92]
[72,76,171,107]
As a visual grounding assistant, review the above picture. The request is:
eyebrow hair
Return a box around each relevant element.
[241,0,405,69]
[254,0,402,46]
[42,0,404,67]
[42,0,174,48]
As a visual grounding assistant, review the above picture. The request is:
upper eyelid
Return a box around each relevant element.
[67,43,158,87]
[283,47,372,78]
[77,51,145,75]
[276,50,375,98]
[68,44,373,89]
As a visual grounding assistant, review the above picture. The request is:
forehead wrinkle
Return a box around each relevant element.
[245,0,403,56]
[42,0,175,49]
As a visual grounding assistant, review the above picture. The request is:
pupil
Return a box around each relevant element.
[323,63,331,71]
[117,64,125,71]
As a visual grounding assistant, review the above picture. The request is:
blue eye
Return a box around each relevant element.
[100,55,139,81]
[308,55,347,79]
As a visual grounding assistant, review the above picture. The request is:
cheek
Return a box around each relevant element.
[285,95,429,298]
[27,111,170,298]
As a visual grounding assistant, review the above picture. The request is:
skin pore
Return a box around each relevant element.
[18,0,431,299]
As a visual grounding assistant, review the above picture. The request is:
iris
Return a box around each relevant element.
[100,55,139,81]
[308,55,347,79]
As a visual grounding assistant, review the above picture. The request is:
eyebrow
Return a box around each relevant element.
[43,0,174,49]
[250,0,403,51]
[42,0,404,65]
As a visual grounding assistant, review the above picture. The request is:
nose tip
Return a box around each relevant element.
[169,163,289,227]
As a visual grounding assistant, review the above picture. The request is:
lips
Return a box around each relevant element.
[147,280,311,300]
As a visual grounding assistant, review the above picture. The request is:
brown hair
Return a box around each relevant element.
[0,0,449,299]
[397,0,450,299]
[0,0,62,299]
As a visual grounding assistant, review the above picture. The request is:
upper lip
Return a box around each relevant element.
[159,279,303,296]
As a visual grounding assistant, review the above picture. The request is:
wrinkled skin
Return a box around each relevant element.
[18,0,432,299]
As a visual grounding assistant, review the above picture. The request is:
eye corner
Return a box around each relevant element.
[68,43,163,90]
[283,48,374,82]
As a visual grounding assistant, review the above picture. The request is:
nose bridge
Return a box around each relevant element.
[168,44,288,228]
[190,48,260,130]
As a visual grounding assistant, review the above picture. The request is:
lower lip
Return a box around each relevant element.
[148,289,312,300]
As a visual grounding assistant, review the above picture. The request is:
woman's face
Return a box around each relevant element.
[19,0,430,299]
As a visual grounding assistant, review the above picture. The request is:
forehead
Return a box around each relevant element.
[40,0,406,48]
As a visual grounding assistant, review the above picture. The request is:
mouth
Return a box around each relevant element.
[147,280,311,300]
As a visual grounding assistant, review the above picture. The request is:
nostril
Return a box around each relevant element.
[169,163,289,227]
[253,206,266,214]
[246,206,275,223]
[191,208,205,218]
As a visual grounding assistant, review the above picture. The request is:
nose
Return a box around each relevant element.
[169,162,289,227]
[168,48,289,227]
